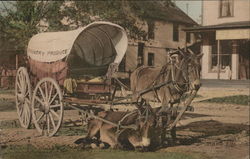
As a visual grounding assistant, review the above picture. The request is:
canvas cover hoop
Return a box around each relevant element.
[27,21,128,65]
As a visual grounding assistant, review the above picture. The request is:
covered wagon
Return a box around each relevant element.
[15,21,128,136]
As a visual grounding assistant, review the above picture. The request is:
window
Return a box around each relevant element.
[148,21,155,39]
[186,32,191,43]
[211,40,232,72]
[219,0,233,17]
[137,42,144,67]
[148,53,154,66]
[173,23,179,42]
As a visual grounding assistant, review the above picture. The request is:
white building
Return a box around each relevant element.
[185,0,250,80]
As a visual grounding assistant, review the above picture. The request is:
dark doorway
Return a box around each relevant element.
[239,40,250,79]
[137,42,144,67]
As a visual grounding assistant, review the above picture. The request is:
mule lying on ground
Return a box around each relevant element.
[76,108,163,150]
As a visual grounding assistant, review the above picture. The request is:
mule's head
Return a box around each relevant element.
[173,48,203,91]
[185,49,203,90]
[136,109,158,148]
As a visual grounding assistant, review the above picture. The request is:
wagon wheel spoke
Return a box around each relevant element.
[36,112,45,122]
[24,106,29,124]
[19,107,24,118]
[49,93,58,105]
[47,114,50,134]
[24,91,29,98]
[35,96,44,105]
[49,113,56,129]
[18,73,23,87]
[16,81,21,91]
[20,104,28,124]
[48,83,54,103]
[50,104,61,109]
[23,74,27,93]
[19,73,25,92]
[38,86,46,103]
[34,108,40,112]
[44,81,49,101]
[17,76,22,91]
[50,109,60,119]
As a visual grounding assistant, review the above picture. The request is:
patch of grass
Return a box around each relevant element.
[0,98,16,112]
[0,119,20,129]
[201,95,249,105]
[57,125,87,136]
[0,89,14,94]
[1,145,208,159]
[181,94,202,101]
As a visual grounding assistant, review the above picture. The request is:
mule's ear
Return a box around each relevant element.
[169,49,178,56]
[187,48,195,55]
[197,53,204,58]
[177,47,185,57]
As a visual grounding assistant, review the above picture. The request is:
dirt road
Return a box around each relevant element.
[0,87,249,159]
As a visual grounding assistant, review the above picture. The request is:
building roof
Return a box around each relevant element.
[184,21,250,32]
[130,1,197,25]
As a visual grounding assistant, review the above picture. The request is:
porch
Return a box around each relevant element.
[185,21,250,80]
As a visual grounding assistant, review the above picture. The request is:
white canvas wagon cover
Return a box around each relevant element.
[27,21,128,66]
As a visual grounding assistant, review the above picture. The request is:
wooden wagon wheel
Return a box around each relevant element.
[15,67,32,129]
[31,77,63,136]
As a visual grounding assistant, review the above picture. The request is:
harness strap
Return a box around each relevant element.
[172,82,184,93]
[116,110,139,134]
[150,64,171,102]
[117,110,138,127]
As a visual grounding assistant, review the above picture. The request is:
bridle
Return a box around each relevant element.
[169,49,202,92]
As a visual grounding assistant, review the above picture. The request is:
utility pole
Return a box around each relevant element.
[186,3,189,16]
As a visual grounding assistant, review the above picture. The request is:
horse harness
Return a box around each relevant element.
[149,57,190,103]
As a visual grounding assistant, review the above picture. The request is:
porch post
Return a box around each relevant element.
[217,40,220,79]
[232,40,239,79]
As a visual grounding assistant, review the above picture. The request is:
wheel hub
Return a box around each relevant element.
[18,94,25,104]
[44,102,50,114]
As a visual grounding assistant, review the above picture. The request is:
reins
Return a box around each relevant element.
[151,56,189,98]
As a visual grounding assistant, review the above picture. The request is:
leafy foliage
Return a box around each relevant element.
[0,1,174,54]
[0,1,65,52]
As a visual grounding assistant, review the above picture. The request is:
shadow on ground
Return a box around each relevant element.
[0,99,15,112]
[175,120,249,146]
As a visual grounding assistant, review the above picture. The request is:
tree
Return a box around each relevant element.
[0,1,65,53]
[0,0,173,54]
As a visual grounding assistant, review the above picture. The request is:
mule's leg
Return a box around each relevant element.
[171,126,176,140]
[128,132,143,149]
[158,87,171,113]
[74,119,101,145]
[100,124,121,149]
[87,120,102,139]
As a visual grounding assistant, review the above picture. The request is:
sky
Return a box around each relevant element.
[175,1,202,24]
